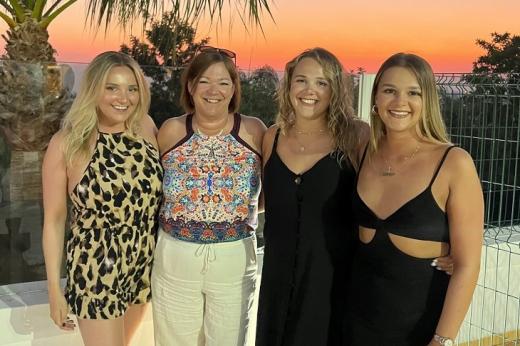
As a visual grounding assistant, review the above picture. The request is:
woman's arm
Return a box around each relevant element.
[258,124,278,213]
[42,132,74,330]
[239,115,267,213]
[428,148,484,345]
[140,114,159,148]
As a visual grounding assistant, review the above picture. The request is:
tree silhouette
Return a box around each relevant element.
[120,14,209,126]
[240,65,279,126]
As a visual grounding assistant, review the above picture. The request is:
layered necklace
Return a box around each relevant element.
[292,126,327,152]
[380,144,420,177]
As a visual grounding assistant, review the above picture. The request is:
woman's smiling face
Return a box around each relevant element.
[375,66,423,135]
[189,62,235,117]
[289,57,332,122]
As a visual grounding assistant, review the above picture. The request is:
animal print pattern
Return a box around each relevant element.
[65,132,163,319]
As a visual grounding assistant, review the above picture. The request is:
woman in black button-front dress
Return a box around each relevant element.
[256,48,368,346]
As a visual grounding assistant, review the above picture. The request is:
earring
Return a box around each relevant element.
[371,105,378,115]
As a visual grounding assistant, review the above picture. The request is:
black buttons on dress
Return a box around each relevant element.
[294,176,302,185]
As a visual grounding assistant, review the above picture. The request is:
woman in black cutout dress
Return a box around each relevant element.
[256,48,367,346]
[346,53,483,346]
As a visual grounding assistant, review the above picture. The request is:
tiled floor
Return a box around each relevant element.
[0,255,263,346]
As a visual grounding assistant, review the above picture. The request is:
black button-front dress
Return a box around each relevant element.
[256,129,357,346]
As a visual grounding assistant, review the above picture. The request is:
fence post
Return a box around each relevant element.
[357,73,376,122]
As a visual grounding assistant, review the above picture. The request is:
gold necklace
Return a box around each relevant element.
[380,145,420,176]
[292,126,327,152]
[293,130,327,152]
[294,127,327,135]
[195,115,229,137]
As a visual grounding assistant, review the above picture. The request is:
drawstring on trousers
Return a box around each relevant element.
[195,243,216,274]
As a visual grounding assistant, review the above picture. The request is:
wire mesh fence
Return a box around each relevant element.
[438,73,520,345]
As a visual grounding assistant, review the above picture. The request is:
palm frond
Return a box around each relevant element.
[85,0,273,33]
[31,0,46,19]
[39,0,75,27]
[0,10,16,27]
[245,0,273,27]
[7,0,27,22]
[26,0,36,10]
[42,0,67,17]
[0,0,15,14]
[86,0,162,31]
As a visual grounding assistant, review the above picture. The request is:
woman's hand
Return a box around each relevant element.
[431,255,454,275]
[48,289,75,331]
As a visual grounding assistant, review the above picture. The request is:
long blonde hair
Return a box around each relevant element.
[370,53,449,152]
[277,47,363,166]
[61,51,150,166]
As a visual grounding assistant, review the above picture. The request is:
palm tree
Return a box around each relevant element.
[0,0,77,201]
[0,0,273,201]
[1,0,272,63]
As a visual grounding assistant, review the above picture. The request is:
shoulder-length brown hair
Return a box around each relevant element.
[370,53,450,152]
[277,47,363,166]
[180,51,241,113]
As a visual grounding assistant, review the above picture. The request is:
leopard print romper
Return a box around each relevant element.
[65,132,163,319]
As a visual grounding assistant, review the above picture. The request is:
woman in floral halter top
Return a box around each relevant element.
[151,47,266,346]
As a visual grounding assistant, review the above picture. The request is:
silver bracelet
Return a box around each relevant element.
[433,334,454,346]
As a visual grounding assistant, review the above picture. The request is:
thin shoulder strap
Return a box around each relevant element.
[230,112,240,135]
[185,113,194,136]
[272,127,281,151]
[358,144,369,173]
[230,113,262,158]
[429,146,457,187]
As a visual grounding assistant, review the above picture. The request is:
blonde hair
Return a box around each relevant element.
[61,51,150,166]
[370,53,449,152]
[180,51,241,113]
[277,47,363,166]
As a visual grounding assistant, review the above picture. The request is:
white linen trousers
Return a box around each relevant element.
[151,230,257,346]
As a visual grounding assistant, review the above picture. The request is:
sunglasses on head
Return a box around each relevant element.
[197,45,237,65]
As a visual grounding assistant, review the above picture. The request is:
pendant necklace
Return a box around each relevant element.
[293,126,327,152]
[380,145,420,177]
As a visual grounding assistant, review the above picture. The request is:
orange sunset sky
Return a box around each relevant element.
[1,0,519,72]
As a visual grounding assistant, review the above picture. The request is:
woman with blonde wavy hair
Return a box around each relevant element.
[256,47,368,346]
[42,51,163,346]
[347,53,483,345]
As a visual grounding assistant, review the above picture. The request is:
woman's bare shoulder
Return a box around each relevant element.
[47,130,66,152]
[157,114,189,154]
[261,124,280,163]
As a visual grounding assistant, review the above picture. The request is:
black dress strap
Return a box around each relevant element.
[185,113,194,136]
[230,112,241,136]
[272,128,281,152]
[357,144,369,174]
[429,146,457,187]
[229,113,262,158]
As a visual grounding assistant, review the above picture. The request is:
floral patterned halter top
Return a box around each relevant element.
[159,113,262,243]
